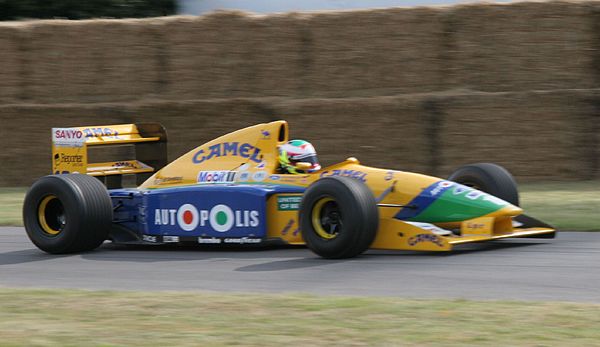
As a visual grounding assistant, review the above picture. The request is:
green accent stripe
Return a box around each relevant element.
[409,186,508,223]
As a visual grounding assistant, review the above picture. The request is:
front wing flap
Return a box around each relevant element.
[370,217,555,251]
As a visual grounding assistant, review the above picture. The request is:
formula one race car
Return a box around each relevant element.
[23,121,555,258]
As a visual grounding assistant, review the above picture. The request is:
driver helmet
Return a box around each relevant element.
[278,139,321,174]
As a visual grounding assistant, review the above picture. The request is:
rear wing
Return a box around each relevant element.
[52,123,167,188]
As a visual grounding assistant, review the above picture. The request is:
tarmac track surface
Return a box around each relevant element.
[1,227,599,302]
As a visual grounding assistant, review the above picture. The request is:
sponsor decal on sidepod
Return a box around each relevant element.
[277,196,302,211]
[154,204,259,232]
[197,171,237,184]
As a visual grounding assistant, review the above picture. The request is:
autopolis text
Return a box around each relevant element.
[192,142,262,164]
[154,206,260,229]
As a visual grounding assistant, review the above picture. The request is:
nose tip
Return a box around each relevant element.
[500,203,523,217]
[484,202,523,219]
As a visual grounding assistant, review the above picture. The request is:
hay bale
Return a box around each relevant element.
[0,99,275,185]
[164,7,446,100]
[163,13,257,99]
[163,12,305,99]
[0,105,125,186]
[123,99,273,159]
[239,13,306,97]
[1,97,430,185]
[25,19,161,103]
[6,1,600,104]
[304,7,445,98]
[449,1,597,92]
[0,24,24,102]
[272,96,430,172]
[438,90,594,180]
[2,90,597,185]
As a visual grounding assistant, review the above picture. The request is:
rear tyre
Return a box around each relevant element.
[23,174,113,254]
[299,176,379,259]
[448,163,519,206]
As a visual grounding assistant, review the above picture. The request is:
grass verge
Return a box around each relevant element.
[0,181,598,230]
[1,288,600,347]
[519,181,599,231]
[0,188,25,227]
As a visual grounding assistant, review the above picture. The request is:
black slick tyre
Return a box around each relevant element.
[448,163,520,206]
[299,176,379,259]
[22,174,113,254]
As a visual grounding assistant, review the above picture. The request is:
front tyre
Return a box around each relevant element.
[448,163,519,206]
[299,176,379,259]
[23,174,113,254]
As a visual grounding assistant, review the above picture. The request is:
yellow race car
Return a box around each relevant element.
[23,121,555,258]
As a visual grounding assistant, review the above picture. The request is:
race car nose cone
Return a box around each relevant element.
[490,203,523,218]
[394,181,521,223]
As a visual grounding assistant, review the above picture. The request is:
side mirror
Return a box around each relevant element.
[295,162,313,170]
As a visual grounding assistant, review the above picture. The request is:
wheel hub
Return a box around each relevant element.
[312,198,342,239]
[37,195,65,236]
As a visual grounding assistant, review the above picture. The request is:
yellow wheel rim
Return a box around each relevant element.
[311,197,339,240]
[38,195,62,235]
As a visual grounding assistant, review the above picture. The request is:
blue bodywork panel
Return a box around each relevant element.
[109,184,305,243]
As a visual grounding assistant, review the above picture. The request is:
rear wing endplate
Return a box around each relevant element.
[52,123,167,188]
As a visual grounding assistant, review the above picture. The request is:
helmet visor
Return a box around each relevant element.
[290,154,321,173]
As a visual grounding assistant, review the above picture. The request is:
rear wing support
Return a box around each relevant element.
[52,123,167,189]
